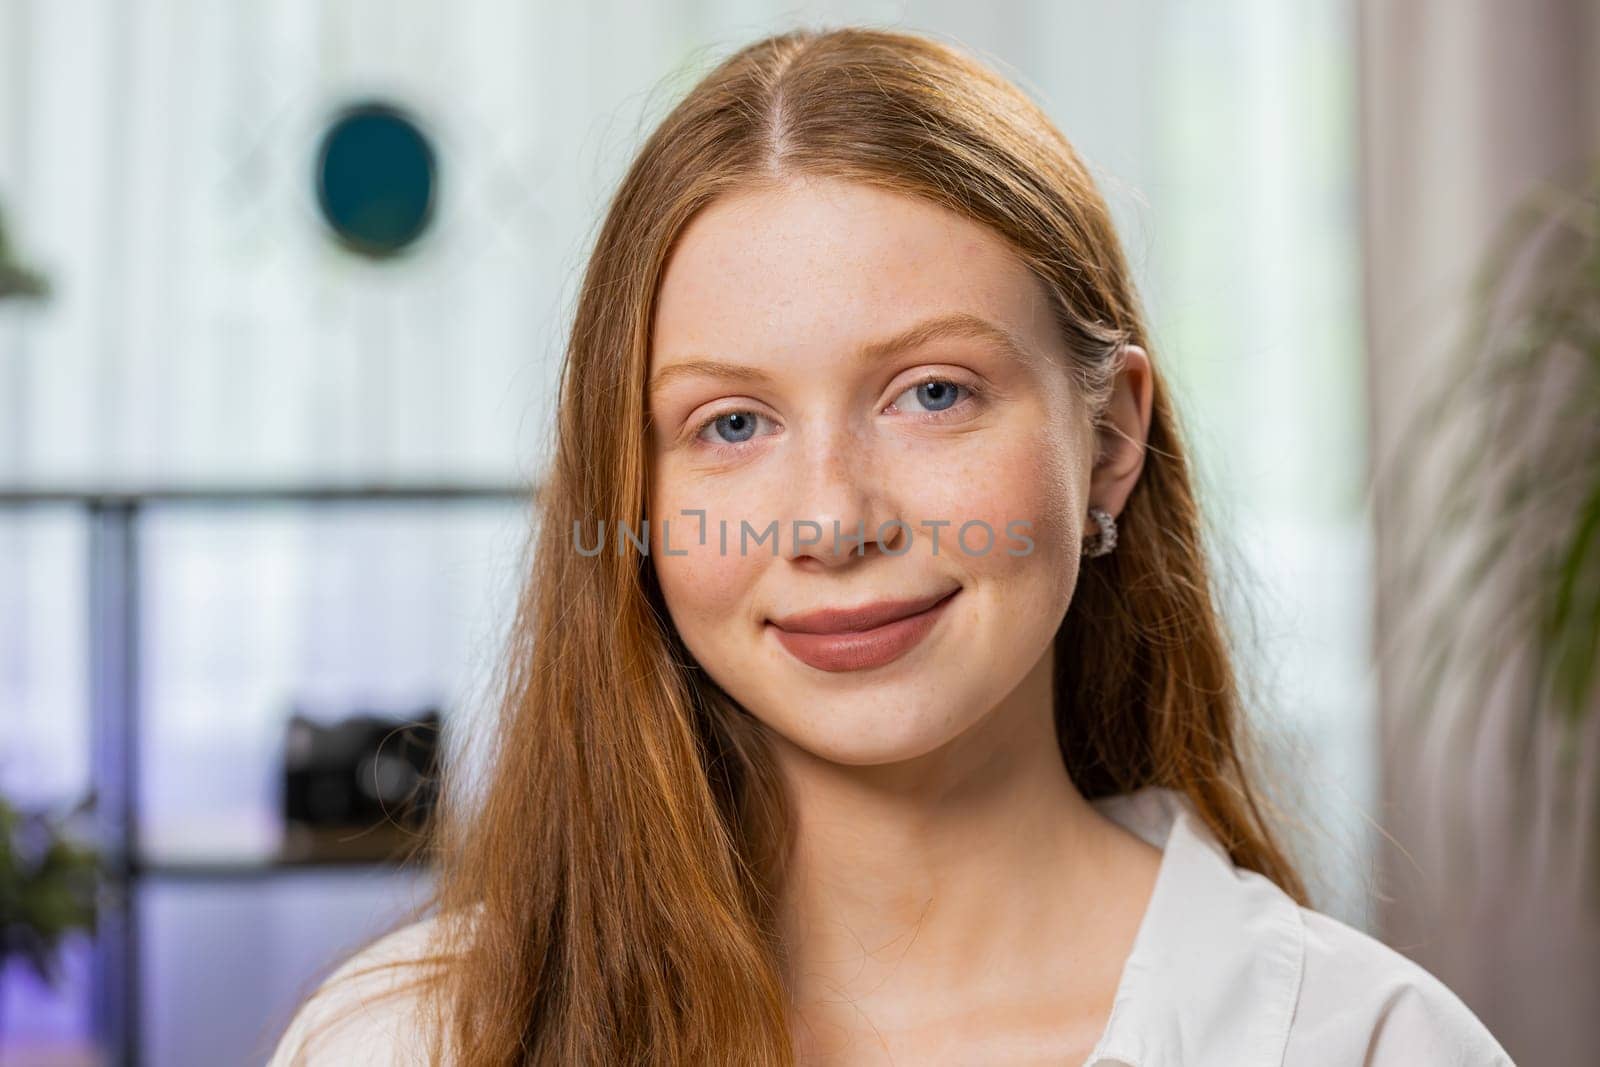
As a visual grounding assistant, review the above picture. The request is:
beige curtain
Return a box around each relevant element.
[1360,1,1600,1063]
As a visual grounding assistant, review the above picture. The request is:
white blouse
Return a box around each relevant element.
[266,784,1516,1065]
[1081,785,1514,1066]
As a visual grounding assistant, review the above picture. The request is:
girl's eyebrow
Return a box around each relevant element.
[647,311,1032,397]
[648,358,776,394]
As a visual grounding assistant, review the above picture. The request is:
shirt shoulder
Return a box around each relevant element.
[1284,906,1517,1066]
[264,915,445,1067]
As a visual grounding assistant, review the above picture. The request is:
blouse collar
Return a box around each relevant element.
[1081,785,1307,1067]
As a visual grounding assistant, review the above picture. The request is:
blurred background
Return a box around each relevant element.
[0,1,1595,1064]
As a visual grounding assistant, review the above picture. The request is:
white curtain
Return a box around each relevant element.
[1360,1,1600,1062]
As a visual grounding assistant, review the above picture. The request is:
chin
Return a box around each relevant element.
[766,705,979,769]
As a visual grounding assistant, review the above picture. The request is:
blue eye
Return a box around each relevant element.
[695,410,771,447]
[916,380,959,411]
[711,412,756,443]
[893,377,973,414]
[689,376,979,454]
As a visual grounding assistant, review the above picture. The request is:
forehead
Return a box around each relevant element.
[650,176,1057,363]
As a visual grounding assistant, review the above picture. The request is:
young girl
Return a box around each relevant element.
[267,25,1513,1066]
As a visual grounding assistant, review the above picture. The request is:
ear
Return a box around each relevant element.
[1085,345,1154,541]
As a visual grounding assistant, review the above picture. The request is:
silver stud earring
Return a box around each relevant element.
[1081,506,1118,558]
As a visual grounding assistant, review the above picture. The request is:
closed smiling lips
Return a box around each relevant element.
[766,587,961,672]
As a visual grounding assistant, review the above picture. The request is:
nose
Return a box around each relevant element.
[779,424,904,567]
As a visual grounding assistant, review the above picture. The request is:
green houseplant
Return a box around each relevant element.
[0,194,89,1038]
[1380,156,1600,902]
[0,203,49,301]
[0,790,103,1038]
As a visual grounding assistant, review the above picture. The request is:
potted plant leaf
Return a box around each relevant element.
[0,790,103,1040]
[1378,154,1600,904]
[0,203,49,301]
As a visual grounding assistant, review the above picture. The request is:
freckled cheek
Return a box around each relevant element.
[902,437,1076,569]
[650,481,773,634]
[655,548,753,639]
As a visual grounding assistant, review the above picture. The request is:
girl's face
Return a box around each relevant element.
[646,175,1096,768]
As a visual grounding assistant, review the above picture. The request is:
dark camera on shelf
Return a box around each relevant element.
[279,705,442,864]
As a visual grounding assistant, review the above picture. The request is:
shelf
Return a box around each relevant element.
[5,489,514,1065]
[0,483,532,507]
[133,858,429,880]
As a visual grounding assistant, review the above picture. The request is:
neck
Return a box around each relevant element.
[770,649,1137,1047]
